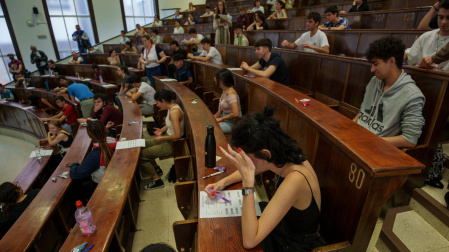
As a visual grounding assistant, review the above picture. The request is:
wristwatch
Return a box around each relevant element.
[242,187,254,196]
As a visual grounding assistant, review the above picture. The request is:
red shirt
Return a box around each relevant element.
[237,14,250,29]
[62,104,78,125]
[91,104,123,128]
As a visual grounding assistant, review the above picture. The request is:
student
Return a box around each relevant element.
[53,78,68,94]
[418,1,442,30]
[170,40,185,60]
[420,41,449,68]
[64,76,94,117]
[91,64,106,81]
[140,34,167,88]
[248,0,265,13]
[182,28,204,56]
[0,182,40,239]
[246,11,269,31]
[214,1,232,44]
[184,2,196,12]
[234,24,250,46]
[267,0,288,19]
[184,13,199,25]
[353,36,425,148]
[187,38,224,65]
[14,72,30,88]
[30,45,48,75]
[114,66,130,109]
[281,12,329,54]
[149,15,163,27]
[42,95,78,133]
[150,29,162,44]
[214,69,241,133]
[319,5,351,30]
[340,0,369,14]
[47,60,65,75]
[174,9,183,19]
[27,95,55,113]
[200,5,215,17]
[107,50,121,66]
[205,106,324,250]
[119,30,130,44]
[405,0,449,70]
[69,121,117,203]
[68,52,86,64]
[87,46,101,54]
[237,7,251,29]
[0,84,14,101]
[78,93,123,137]
[169,54,193,85]
[139,89,185,190]
[133,23,146,38]
[122,41,138,54]
[240,38,290,86]
[39,120,74,161]
[126,74,156,116]
[173,20,185,34]
[267,0,277,14]
[7,53,24,82]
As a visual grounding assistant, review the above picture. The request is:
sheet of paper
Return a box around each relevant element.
[116,139,146,149]
[26,87,35,89]
[82,78,91,81]
[218,14,231,22]
[22,106,36,110]
[30,150,53,158]
[102,84,116,87]
[159,78,177,82]
[200,190,261,218]
[227,68,242,71]
[216,156,222,161]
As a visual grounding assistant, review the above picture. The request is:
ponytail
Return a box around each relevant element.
[87,121,113,167]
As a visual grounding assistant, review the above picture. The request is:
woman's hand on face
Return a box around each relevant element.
[219,144,256,185]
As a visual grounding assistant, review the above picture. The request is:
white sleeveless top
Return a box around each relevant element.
[165,104,185,136]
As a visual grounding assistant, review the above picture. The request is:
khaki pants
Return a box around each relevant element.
[80,98,94,118]
[138,136,172,178]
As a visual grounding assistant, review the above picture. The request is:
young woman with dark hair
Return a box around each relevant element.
[91,64,106,81]
[114,66,131,109]
[205,106,325,251]
[0,182,39,239]
[39,120,74,169]
[268,0,288,19]
[139,89,184,190]
[213,1,232,44]
[214,69,241,133]
[107,50,121,66]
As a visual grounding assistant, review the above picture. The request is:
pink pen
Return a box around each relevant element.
[207,188,231,203]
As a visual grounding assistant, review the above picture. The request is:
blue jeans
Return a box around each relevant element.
[145,66,161,89]
[78,45,87,54]
[219,112,242,134]
[193,52,202,56]
[62,123,72,133]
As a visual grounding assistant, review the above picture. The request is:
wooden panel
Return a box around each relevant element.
[244,32,265,48]
[331,32,359,57]
[356,33,386,58]
[287,111,319,164]
[385,12,417,30]
[296,53,321,94]
[344,63,372,109]
[360,13,387,29]
[316,58,348,102]
[226,46,239,68]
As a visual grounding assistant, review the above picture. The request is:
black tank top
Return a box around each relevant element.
[277,170,320,235]
[58,132,73,148]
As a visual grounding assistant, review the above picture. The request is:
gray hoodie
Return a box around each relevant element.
[357,70,425,145]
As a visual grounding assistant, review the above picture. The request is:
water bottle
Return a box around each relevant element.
[76,72,80,79]
[122,60,126,67]
[99,74,104,85]
[238,34,242,46]
[35,145,42,160]
[74,200,96,236]
[205,125,216,168]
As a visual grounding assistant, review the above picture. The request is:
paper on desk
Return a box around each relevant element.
[216,156,222,161]
[23,106,36,110]
[227,68,242,71]
[26,87,35,89]
[82,78,92,81]
[102,84,116,87]
[30,150,53,158]
[116,139,146,149]
[159,78,177,82]
[200,190,261,218]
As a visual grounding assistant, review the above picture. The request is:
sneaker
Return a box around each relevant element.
[143,179,165,190]
[155,166,164,176]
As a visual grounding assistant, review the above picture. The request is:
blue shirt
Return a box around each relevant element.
[192,18,199,24]
[68,83,94,101]
[0,89,14,99]
[324,17,351,29]
[177,62,193,82]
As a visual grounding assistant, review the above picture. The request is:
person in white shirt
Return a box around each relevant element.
[281,12,330,54]
[150,29,162,44]
[233,24,249,46]
[119,30,130,44]
[268,0,288,19]
[405,1,449,70]
[248,0,265,13]
[140,34,167,88]
[201,6,215,17]
[267,0,277,14]
[187,38,223,65]
[182,28,204,56]
[173,20,185,34]
[174,9,183,19]
[126,74,156,116]
[150,15,163,27]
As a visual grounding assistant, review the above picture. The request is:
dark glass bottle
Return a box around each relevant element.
[205,125,216,168]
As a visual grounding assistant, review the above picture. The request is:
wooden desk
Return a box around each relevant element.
[103,44,193,58]
[188,60,424,251]
[59,96,143,251]
[126,32,215,45]
[56,62,144,83]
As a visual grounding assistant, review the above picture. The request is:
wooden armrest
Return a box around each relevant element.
[312,241,351,252]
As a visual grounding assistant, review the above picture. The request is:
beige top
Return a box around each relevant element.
[219,92,241,114]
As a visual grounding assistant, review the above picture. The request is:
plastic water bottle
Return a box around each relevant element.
[238,34,242,46]
[76,72,80,79]
[74,200,96,236]
[35,145,42,160]
[205,125,216,168]
[99,74,104,85]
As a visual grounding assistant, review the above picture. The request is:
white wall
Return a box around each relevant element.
[158,0,205,18]
[5,0,57,72]
[92,0,124,42]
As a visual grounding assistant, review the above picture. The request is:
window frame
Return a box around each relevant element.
[122,0,159,32]
[0,0,22,84]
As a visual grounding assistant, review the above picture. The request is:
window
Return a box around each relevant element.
[0,4,17,84]
[123,0,156,31]
[46,0,95,58]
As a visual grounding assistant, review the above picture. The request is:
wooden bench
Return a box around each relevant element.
[187,60,425,251]
[56,62,144,83]
[0,127,92,251]
[143,23,215,35]
[126,32,216,45]
[59,96,143,251]
[103,44,193,58]
[301,0,434,8]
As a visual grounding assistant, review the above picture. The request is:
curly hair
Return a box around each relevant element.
[231,106,307,168]
[366,36,405,69]
[0,182,20,218]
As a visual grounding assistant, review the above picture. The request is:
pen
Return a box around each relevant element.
[295,98,299,103]
[207,188,231,203]
[203,171,224,179]
[82,244,94,252]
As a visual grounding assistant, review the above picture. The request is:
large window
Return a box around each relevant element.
[123,0,156,31]
[0,4,17,84]
[46,0,95,58]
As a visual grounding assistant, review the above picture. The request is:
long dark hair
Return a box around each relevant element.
[215,68,234,87]
[119,65,130,75]
[87,121,113,167]
[154,89,176,103]
[215,1,228,19]
[0,182,21,217]
[231,106,307,168]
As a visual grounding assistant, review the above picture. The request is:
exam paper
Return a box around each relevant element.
[30,150,53,158]
[116,139,146,149]
[160,78,177,82]
[23,106,36,110]
[218,14,232,22]
[82,78,92,81]
[102,84,116,87]
[200,190,261,218]
[227,68,242,71]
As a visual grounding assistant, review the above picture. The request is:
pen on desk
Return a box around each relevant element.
[82,244,94,252]
[203,170,224,179]
[207,188,231,203]
[186,98,196,101]
[295,98,299,103]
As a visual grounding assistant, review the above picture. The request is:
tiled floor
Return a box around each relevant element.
[0,134,36,185]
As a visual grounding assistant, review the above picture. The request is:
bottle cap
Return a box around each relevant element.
[207,125,214,133]
[75,200,83,208]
